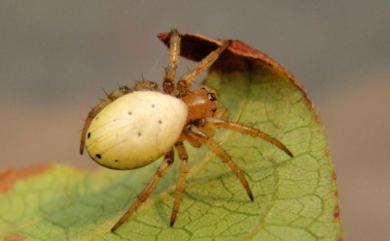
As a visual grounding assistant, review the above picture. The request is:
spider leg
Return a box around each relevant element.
[163,29,181,95]
[80,86,132,154]
[111,149,175,232]
[134,80,159,91]
[80,81,160,155]
[206,118,293,157]
[213,108,229,120]
[80,108,101,154]
[202,138,254,201]
[177,41,230,96]
[170,142,189,226]
[186,127,253,201]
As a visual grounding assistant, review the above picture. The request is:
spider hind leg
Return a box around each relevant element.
[80,88,130,154]
[79,80,159,155]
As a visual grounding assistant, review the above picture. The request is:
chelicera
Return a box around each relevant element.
[80,29,293,232]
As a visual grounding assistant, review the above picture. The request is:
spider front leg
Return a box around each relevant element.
[163,29,181,95]
[111,149,175,232]
[206,118,293,157]
[170,142,189,226]
[177,41,230,96]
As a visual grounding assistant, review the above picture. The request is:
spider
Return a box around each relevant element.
[80,29,293,232]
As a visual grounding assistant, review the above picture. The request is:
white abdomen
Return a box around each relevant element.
[85,91,188,169]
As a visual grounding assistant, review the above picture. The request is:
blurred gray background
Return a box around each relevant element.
[0,1,389,240]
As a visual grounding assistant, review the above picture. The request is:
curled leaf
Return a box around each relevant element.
[0,31,341,241]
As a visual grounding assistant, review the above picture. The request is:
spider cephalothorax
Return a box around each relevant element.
[80,29,293,232]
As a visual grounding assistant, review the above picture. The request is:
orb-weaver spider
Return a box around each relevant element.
[80,29,293,232]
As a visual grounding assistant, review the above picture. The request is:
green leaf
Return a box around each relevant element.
[0,32,341,241]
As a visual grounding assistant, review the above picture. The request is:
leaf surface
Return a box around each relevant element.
[0,32,341,241]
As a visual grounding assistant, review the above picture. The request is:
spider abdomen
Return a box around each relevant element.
[85,91,188,170]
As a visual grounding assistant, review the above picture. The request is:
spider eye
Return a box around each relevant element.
[207,93,217,101]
